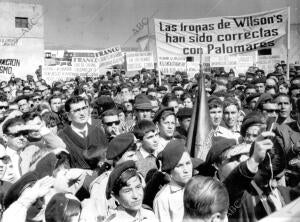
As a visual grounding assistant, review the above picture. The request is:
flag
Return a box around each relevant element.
[186,73,213,160]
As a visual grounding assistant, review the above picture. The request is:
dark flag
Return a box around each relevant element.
[186,73,213,160]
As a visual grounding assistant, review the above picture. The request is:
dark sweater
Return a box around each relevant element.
[58,124,108,169]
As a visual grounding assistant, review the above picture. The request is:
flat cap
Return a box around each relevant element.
[134,94,153,110]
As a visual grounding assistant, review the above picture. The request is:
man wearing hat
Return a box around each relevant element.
[153,139,193,222]
[245,93,261,111]
[175,107,193,139]
[252,77,266,94]
[134,94,153,122]
[105,161,158,222]
[15,95,31,114]
[89,133,139,219]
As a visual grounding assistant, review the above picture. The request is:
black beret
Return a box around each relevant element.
[106,133,135,160]
[172,86,184,92]
[14,95,30,103]
[254,93,273,110]
[157,86,168,92]
[176,107,193,119]
[4,172,39,209]
[153,107,174,123]
[45,193,79,222]
[33,153,59,178]
[160,139,186,172]
[252,77,266,84]
[205,136,237,165]
[240,111,265,137]
[106,160,137,199]
[245,93,261,104]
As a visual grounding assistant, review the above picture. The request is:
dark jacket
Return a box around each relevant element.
[224,162,300,222]
[58,124,108,169]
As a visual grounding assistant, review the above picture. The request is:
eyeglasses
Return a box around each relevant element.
[7,130,30,138]
[0,155,11,164]
[0,106,8,110]
[33,97,42,102]
[104,120,120,126]
[70,106,88,114]
[263,109,279,114]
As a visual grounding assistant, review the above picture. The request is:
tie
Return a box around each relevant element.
[80,130,86,138]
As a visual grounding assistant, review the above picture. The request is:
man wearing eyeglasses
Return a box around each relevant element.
[31,93,42,108]
[58,96,108,170]
[101,109,122,142]
[0,94,9,121]
[2,117,29,181]
[262,101,279,119]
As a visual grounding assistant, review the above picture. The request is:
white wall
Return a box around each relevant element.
[0,2,44,81]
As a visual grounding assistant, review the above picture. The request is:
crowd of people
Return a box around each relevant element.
[0,62,299,222]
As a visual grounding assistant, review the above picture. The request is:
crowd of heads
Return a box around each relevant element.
[0,61,299,221]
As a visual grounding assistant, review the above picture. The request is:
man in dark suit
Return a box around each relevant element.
[58,96,108,170]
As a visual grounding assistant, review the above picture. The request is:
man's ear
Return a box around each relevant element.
[66,112,72,122]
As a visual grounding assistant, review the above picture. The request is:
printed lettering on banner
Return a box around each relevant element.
[126,51,154,71]
[97,46,124,68]
[0,58,21,80]
[154,8,288,74]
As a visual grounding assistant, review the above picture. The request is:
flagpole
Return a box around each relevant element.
[199,48,203,75]
[287,6,290,81]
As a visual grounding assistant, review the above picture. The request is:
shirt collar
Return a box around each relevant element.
[139,147,157,159]
[70,123,88,136]
[169,180,184,193]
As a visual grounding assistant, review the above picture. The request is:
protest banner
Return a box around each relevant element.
[257,55,282,74]
[126,51,154,71]
[154,8,288,74]
[97,45,124,68]
[158,56,186,74]
[43,65,74,84]
[0,58,22,81]
[72,57,100,77]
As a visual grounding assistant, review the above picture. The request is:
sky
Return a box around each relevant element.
[5,0,300,49]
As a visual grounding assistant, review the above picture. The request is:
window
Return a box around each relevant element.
[258,48,272,56]
[15,17,29,28]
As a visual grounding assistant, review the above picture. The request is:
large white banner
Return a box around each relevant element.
[154,8,288,74]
